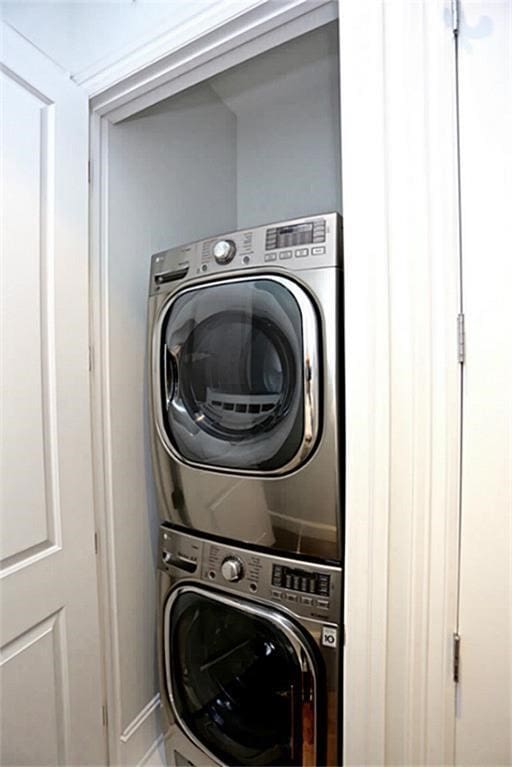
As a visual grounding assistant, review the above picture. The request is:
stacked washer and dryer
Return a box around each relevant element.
[147,212,344,767]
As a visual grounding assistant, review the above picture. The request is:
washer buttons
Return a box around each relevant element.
[295,248,309,258]
[264,253,277,262]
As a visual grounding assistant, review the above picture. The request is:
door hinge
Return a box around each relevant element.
[451,0,459,36]
[102,704,108,727]
[457,313,465,363]
[94,531,99,555]
[88,345,93,372]
[453,632,461,683]
[88,159,92,184]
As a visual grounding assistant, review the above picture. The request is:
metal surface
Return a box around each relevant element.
[147,212,344,562]
[148,213,341,291]
[157,526,343,767]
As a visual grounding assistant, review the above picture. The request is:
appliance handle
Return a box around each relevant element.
[163,346,178,408]
[300,664,317,767]
[289,682,296,762]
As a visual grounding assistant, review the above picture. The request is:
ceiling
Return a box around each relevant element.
[0,1,252,82]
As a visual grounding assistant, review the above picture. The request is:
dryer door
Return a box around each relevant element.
[164,586,321,767]
[153,275,320,474]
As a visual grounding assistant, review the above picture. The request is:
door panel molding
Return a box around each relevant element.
[0,66,62,576]
[0,610,71,766]
[1,21,106,766]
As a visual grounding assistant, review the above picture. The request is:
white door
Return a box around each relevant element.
[0,23,106,766]
[456,1,512,764]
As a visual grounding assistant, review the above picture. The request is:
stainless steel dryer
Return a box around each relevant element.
[157,526,343,767]
[147,213,343,562]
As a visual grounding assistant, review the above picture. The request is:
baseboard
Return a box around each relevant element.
[138,734,165,767]
[119,694,162,765]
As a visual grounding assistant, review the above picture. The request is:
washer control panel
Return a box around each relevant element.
[265,218,326,251]
[149,212,341,294]
[271,564,330,596]
[159,526,342,623]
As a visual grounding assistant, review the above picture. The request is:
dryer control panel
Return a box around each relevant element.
[158,525,342,624]
[149,211,342,295]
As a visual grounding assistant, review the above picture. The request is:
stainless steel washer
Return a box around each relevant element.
[157,526,343,767]
[147,213,344,562]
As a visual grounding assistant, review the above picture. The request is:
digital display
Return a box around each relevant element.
[265,218,326,251]
[272,564,330,596]
[276,223,314,248]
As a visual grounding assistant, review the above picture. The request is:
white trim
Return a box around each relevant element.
[138,734,165,767]
[119,693,162,766]
[75,1,268,94]
[340,1,460,765]
[90,0,336,122]
[338,3,390,762]
[120,694,161,744]
[89,113,124,766]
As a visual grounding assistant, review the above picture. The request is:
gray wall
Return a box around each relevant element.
[212,22,341,228]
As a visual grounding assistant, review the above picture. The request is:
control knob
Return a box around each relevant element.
[213,239,236,264]
[221,557,244,582]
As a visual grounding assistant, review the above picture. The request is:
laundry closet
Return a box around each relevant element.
[103,20,343,766]
[2,2,510,766]
[91,3,511,763]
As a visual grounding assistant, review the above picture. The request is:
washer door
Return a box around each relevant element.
[153,275,320,474]
[164,586,321,767]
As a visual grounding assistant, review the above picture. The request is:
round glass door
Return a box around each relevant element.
[157,277,318,472]
[165,589,312,766]
[179,310,295,441]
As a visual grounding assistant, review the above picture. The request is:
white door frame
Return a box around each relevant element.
[89,1,461,764]
[339,3,461,763]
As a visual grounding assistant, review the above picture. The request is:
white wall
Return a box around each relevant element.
[107,82,236,759]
